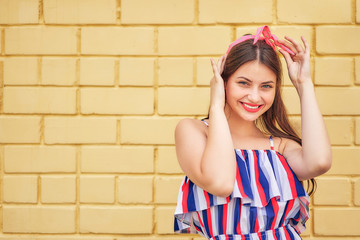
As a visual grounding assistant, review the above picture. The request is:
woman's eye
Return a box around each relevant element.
[262,84,273,88]
[237,81,248,85]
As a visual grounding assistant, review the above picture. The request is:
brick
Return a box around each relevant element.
[119,58,154,86]
[269,26,313,45]
[0,0,38,24]
[314,208,360,235]
[4,87,76,114]
[196,57,213,86]
[120,117,181,144]
[42,58,76,86]
[118,176,153,203]
[155,176,183,204]
[80,88,154,114]
[115,238,190,240]
[324,118,352,145]
[4,58,38,85]
[5,27,77,55]
[357,118,360,145]
[41,176,76,203]
[317,26,360,54]
[314,58,352,86]
[288,116,301,137]
[158,27,231,55]
[156,207,175,234]
[278,0,351,23]
[80,176,114,203]
[80,58,115,86]
[0,117,40,143]
[44,117,117,144]
[198,0,217,24]
[121,0,194,24]
[80,206,153,234]
[358,0,360,23]
[81,27,154,55]
[44,0,116,24]
[81,146,154,173]
[282,87,300,115]
[355,58,360,85]
[4,146,76,173]
[157,146,183,174]
[313,177,351,206]
[327,148,360,175]
[0,238,114,240]
[3,176,37,203]
[199,0,272,24]
[315,88,360,115]
[355,178,360,206]
[3,206,76,233]
[158,58,193,86]
[158,87,209,115]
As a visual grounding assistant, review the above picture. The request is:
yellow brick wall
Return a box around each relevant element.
[0,0,359,239]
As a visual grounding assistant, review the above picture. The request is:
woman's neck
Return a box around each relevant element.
[224,105,264,138]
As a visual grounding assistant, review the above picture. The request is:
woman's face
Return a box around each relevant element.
[225,60,277,122]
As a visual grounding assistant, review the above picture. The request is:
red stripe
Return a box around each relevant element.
[181,180,189,212]
[206,208,214,238]
[271,198,279,229]
[253,151,267,206]
[223,203,228,236]
[235,159,248,198]
[254,213,259,232]
[257,232,262,240]
[282,199,295,226]
[236,202,242,233]
[277,153,297,198]
[196,212,205,228]
[203,190,211,208]
[284,227,291,240]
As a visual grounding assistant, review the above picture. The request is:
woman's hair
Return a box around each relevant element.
[206,38,316,195]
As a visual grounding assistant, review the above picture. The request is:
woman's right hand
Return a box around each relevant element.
[210,55,227,110]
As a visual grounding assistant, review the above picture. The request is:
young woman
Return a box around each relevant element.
[173,26,331,240]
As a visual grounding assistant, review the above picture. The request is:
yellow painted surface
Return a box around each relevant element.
[0,0,359,239]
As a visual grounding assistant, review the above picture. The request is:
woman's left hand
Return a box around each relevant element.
[278,36,312,93]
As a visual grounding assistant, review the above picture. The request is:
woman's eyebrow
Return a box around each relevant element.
[237,76,252,81]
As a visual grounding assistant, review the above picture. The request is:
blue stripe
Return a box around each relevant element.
[275,227,281,239]
[255,150,271,204]
[278,201,289,227]
[193,221,203,234]
[236,151,253,200]
[202,210,211,238]
[264,200,275,230]
[266,150,276,173]
[174,217,180,231]
[287,225,296,240]
[187,181,196,211]
[217,204,223,235]
[249,206,257,233]
[291,211,300,225]
[233,198,240,234]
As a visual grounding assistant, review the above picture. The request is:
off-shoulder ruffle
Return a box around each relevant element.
[174,149,310,234]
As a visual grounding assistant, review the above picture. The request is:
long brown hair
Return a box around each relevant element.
[206,38,316,196]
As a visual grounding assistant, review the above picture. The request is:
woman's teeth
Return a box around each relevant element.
[243,103,260,109]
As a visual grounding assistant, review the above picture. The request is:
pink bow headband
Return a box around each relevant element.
[226,25,295,55]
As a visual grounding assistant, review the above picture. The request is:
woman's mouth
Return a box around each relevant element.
[240,102,263,112]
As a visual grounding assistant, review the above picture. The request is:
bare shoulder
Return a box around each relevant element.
[272,137,301,155]
[175,118,208,137]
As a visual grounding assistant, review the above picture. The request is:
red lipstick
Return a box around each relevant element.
[240,102,263,112]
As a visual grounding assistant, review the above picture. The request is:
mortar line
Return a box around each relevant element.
[39,0,44,25]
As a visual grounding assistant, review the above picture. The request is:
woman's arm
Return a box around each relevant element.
[279,36,332,181]
[175,55,237,197]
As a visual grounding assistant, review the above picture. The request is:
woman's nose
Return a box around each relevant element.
[247,88,261,102]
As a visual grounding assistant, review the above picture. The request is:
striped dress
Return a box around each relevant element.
[174,120,310,240]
